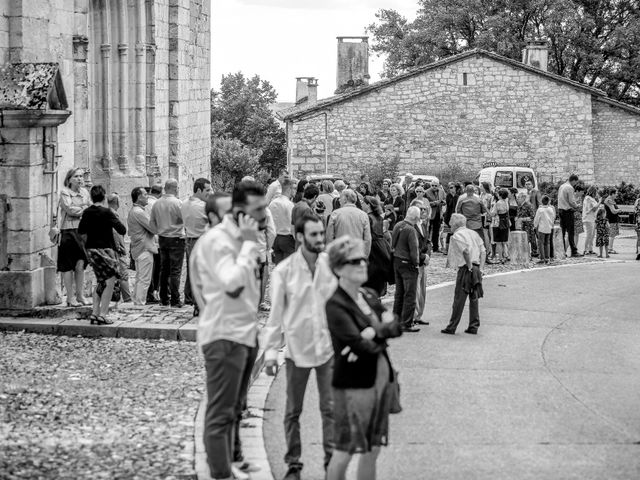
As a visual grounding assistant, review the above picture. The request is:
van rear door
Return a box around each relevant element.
[494,170,514,189]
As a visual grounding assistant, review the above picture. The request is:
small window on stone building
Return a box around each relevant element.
[463,73,468,86]
[458,72,475,86]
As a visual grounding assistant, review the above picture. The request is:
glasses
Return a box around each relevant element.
[342,257,368,266]
[415,190,424,193]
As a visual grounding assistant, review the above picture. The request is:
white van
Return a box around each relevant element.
[476,163,537,193]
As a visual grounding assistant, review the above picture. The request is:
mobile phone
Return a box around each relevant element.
[234,209,246,222]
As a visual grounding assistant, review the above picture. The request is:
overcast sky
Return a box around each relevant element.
[211,0,419,103]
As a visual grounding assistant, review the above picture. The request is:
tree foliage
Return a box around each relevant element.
[211,72,287,183]
[367,0,640,105]
[210,137,262,192]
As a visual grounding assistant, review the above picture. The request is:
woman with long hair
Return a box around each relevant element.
[57,168,91,306]
[362,196,394,296]
[491,189,510,263]
[603,187,621,254]
[293,179,308,203]
[388,183,405,222]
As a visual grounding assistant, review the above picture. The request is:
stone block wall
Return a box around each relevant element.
[287,55,597,183]
[592,100,640,185]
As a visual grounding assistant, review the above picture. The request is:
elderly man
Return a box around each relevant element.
[332,180,346,211]
[107,193,132,303]
[392,205,422,332]
[456,184,486,238]
[149,178,185,307]
[557,174,582,257]
[326,189,371,255]
[441,214,486,335]
[426,179,446,252]
[145,183,163,303]
[410,199,431,326]
[127,187,157,305]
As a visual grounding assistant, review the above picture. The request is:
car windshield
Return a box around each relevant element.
[495,171,513,188]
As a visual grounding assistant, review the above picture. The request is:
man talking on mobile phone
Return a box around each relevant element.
[189,180,267,480]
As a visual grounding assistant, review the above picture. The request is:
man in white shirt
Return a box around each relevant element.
[326,189,372,255]
[269,179,296,264]
[262,213,337,479]
[557,174,582,257]
[188,180,267,480]
[145,184,162,303]
[127,187,158,305]
[182,178,212,310]
[441,214,486,335]
[265,168,290,205]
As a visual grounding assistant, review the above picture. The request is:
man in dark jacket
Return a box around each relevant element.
[391,206,421,332]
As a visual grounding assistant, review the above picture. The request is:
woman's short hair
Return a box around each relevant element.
[516,191,529,201]
[499,189,509,200]
[327,236,365,273]
[90,185,106,203]
[449,213,467,231]
[321,180,334,194]
[390,183,405,196]
[340,189,358,204]
[63,168,83,188]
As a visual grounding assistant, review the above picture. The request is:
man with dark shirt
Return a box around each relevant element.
[426,180,445,252]
[391,206,421,332]
[78,185,126,324]
[291,184,319,244]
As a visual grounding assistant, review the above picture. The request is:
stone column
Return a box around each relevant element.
[133,0,147,173]
[117,0,129,171]
[0,110,71,309]
[508,231,530,264]
[552,225,566,260]
[100,43,113,172]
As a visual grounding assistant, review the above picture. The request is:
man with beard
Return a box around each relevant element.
[262,212,338,480]
[189,180,267,480]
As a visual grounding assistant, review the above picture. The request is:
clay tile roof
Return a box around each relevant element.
[280,49,640,120]
[0,63,67,110]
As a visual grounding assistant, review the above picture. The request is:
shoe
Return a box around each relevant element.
[95,315,113,325]
[146,298,159,304]
[636,253,640,261]
[76,297,89,306]
[170,302,184,308]
[88,314,99,324]
[572,252,583,257]
[587,251,596,255]
[464,329,478,335]
[608,250,618,254]
[402,326,420,333]
[230,464,250,480]
[282,465,301,480]
[536,260,546,264]
[441,329,455,335]
[414,319,429,325]
[66,299,81,307]
[161,302,170,306]
[233,461,260,473]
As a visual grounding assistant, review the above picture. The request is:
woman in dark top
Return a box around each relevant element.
[508,188,518,232]
[362,196,394,296]
[325,236,402,480]
[388,184,405,222]
[293,179,308,203]
[78,185,127,325]
[604,187,621,254]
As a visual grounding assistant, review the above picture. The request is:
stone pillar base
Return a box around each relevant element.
[0,267,61,310]
[552,226,566,260]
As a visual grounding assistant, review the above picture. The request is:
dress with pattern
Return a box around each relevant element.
[595,217,609,247]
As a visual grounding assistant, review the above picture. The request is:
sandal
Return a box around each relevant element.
[608,250,618,254]
[66,299,81,307]
[96,315,113,325]
[88,314,99,324]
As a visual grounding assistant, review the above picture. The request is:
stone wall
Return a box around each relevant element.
[592,100,640,185]
[287,55,597,183]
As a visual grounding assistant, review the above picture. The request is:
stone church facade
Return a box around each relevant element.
[281,46,640,186]
[0,0,210,309]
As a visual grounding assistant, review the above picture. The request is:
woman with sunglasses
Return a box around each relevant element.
[325,236,402,480]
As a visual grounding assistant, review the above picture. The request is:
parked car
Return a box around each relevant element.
[476,162,538,193]
[306,173,344,185]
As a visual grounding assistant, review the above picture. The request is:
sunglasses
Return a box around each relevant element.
[342,257,368,266]
[415,190,424,193]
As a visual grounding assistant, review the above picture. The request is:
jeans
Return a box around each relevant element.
[537,231,551,261]
[273,234,295,264]
[147,252,161,301]
[133,251,154,305]
[284,357,334,471]
[158,236,185,305]
[444,266,481,333]
[414,265,427,321]
[184,237,199,304]
[392,258,418,328]
[203,340,257,479]
[583,221,595,253]
[559,209,577,254]
[430,215,442,251]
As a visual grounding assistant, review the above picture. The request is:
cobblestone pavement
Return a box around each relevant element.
[0,333,203,480]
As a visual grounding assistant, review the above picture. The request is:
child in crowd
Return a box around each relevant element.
[533,195,555,264]
[595,207,610,258]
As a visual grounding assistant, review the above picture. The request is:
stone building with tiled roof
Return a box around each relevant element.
[280,41,640,185]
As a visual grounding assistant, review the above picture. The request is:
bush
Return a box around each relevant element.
[350,154,401,189]
[538,180,640,207]
[210,136,263,192]
[431,164,479,186]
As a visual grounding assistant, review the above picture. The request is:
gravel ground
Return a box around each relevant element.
[0,333,203,480]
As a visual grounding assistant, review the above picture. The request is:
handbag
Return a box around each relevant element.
[48,202,62,245]
[389,369,402,414]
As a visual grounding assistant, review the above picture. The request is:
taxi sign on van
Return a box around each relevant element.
[481,161,531,168]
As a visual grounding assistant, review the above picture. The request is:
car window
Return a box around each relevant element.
[495,171,513,188]
[516,171,534,188]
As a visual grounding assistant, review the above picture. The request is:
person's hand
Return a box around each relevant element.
[381,310,395,324]
[424,254,431,266]
[265,360,278,376]
[360,327,376,340]
[341,346,358,363]
[467,264,474,272]
[238,213,259,243]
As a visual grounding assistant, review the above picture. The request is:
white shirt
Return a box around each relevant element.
[534,205,556,234]
[265,180,282,205]
[448,227,486,268]
[181,196,208,238]
[261,250,337,368]
[189,215,261,349]
[557,182,578,210]
[582,195,599,222]
[256,209,276,262]
[268,194,294,235]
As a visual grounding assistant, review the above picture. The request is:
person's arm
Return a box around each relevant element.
[148,204,158,234]
[189,244,205,312]
[134,209,154,235]
[265,210,276,249]
[533,209,541,229]
[408,229,419,265]
[110,210,127,235]
[326,302,386,356]
[566,188,579,210]
[262,268,286,369]
[209,238,259,293]
[363,215,372,256]
[59,191,85,217]
[326,213,336,242]
[77,212,88,236]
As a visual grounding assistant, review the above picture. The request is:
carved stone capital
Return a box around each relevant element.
[100,44,112,57]
[118,43,128,55]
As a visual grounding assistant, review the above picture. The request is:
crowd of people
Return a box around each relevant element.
[51,166,639,480]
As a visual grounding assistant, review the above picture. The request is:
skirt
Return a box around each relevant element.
[574,211,584,234]
[333,355,391,454]
[57,229,87,272]
[609,221,619,238]
[492,227,509,243]
[86,248,120,296]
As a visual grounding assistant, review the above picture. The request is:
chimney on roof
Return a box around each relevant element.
[522,39,549,71]
[336,36,370,94]
[295,77,318,105]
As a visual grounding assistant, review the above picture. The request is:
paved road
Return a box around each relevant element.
[263,259,640,480]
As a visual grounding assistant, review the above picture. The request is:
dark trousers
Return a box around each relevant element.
[158,236,185,305]
[284,357,334,471]
[146,252,161,301]
[430,215,442,251]
[559,209,577,254]
[273,234,296,264]
[537,231,551,261]
[203,340,257,479]
[392,258,419,328]
[444,266,481,333]
[183,236,199,304]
